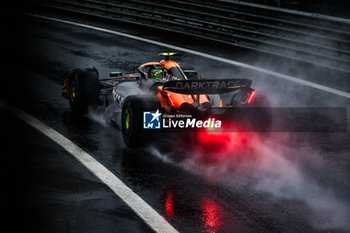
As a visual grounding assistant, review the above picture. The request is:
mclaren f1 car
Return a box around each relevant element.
[62,53,265,148]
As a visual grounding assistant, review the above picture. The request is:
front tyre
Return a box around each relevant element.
[121,95,161,148]
[68,68,100,114]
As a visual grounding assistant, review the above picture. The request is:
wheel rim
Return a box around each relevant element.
[124,108,131,135]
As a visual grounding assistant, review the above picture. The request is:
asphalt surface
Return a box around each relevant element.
[1,10,350,233]
[0,109,154,233]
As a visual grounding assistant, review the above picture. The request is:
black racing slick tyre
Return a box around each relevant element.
[67,68,100,114]
[121,95,161,148]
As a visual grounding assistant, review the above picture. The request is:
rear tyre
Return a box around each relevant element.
[121,95,161,148]
[248,94,272,134]
[67,68,100,114]
[229,93,272,133]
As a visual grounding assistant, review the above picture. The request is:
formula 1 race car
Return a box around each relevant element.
[62,53,265,148]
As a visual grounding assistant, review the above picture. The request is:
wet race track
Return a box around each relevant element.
[1,11,350,233]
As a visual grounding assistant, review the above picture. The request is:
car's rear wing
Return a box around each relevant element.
[162,79,252,94]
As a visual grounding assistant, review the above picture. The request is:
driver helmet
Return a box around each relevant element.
[150,68,163,79]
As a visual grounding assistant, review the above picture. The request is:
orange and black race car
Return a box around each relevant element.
[62,52,262,148]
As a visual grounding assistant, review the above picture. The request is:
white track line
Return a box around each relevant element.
[29,13,350,99]
[0,100,179,233]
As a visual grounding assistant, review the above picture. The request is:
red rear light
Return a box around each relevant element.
[247,90,255,104]
[196,131,248,155]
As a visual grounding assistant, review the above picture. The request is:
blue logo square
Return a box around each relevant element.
[143,110,161,129]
